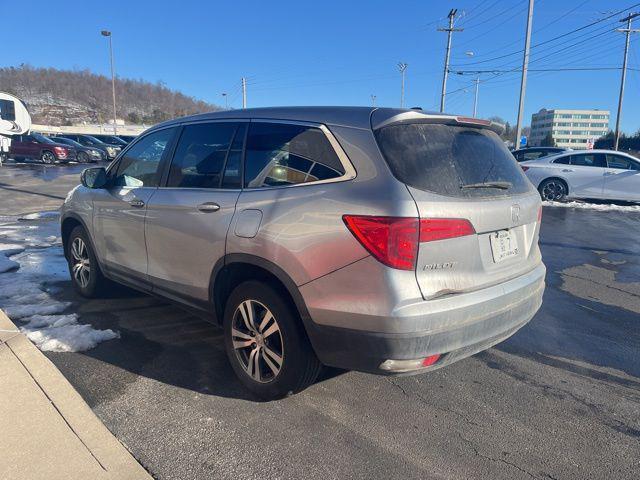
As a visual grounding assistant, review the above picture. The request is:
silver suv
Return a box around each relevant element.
[60,107,545,399]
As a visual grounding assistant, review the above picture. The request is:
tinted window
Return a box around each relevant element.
[553,156,571,165]
[0,99,16,121]
[167,122,237,188]
[244,123,344,188]
[606,154,639,170]
[569,154,606,168]
[375,123,531,197]
[113,128,175,187]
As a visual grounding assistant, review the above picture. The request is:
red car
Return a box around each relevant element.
[9,133,77,164]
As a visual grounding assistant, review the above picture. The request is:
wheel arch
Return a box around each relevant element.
[61,213,96,261]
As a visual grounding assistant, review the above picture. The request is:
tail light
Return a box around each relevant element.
[521,166,530,172]
[343,215,475,271]
[53,146,67,157]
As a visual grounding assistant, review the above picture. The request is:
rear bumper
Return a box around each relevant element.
[303,263,545,374]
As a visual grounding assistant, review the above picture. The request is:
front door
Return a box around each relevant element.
[604,153,640,202]
[566,153,607,198]
[145,121,245,303]
[92,127,177,288]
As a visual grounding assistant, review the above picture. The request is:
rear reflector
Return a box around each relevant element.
[538,206,542,222]
[343,215,475,271]
[379,354,443,372]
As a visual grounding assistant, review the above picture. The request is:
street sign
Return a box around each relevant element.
[586,137,595,150]
[520,135,527,147]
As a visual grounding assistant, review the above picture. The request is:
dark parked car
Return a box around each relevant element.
[9,133,76,163]
[91,134,129,147]
[56,134,121,160]
[512,147,569,162]
[51,137,105,163]
[116,134,137,144]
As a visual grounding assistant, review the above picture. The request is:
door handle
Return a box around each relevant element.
[129,199,145,208]
[197,202,221,212]
[603,171,616,176]
[562,169,574,172]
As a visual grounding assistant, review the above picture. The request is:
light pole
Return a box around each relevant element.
[101,30,117,135]
[465,52,479,117]
[614,12,639,150]
[371,94,377,107]
[397,62,408,108]
[438,9,463,112]
[221,92,228,109]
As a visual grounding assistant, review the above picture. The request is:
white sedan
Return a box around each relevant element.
[521,149,640,202]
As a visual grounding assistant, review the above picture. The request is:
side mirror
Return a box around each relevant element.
[81,167,108,189]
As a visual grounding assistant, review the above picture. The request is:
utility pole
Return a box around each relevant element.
[614,12,639,150]
[398,62,408,108]
[101,30,117,135]
[241,77,247,109]
[438,9,463,112]
[514,0,534,149]
[473,76,480,117]
[371,94,377,107]
[221,92,228,109]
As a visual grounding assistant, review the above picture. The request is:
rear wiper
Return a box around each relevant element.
[460,181,511,190]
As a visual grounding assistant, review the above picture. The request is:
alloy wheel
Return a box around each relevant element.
[42,151,56,164]
[71,237,91,289]
[231,299,284,383]
[541,180,566,201]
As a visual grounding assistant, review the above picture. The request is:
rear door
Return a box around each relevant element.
[92,127,177,288]
[603,153,640,202]
[375,122,542,299]
[144,121,245,303]
[565,153,606,198]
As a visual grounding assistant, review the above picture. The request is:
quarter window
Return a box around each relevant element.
[113,128,175,187]
[167,122,239,189]
[244,123,344,188]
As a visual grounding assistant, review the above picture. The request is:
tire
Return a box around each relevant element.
[223,280,321,400]
[67,226,107,298]
[41,150,56,164]
[538,178,567,202]
[77,152,89,163]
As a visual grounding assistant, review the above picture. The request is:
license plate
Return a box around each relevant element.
[490,230,519,263]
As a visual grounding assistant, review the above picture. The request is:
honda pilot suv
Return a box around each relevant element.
[60,107,545,399]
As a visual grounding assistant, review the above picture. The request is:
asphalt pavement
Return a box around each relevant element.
[1,161,639,479]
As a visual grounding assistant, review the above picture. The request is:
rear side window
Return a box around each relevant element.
[375,123,531,197]
[553,156,571,165]
[167,122,239,188]
[606,154,639,170]
[568,154,606,168]
[244,122,344,188]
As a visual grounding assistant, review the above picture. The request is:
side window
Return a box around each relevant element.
[606,154,638,170]
[523,151,543,161]
[553,156,571,165]
[569,154,606,168]
[244,122,344,188]
[113,128,175,187]
[166,122,237,188]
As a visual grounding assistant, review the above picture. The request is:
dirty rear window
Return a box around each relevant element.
[375,123,531,197]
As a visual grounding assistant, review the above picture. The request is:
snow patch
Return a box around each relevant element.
[0,255,19,273]
[19,211,60,221]
[0,243,25,256]
[20,314,78,329]
[23,324,119,352]
[543,201,640,213]
[4,301,71,320]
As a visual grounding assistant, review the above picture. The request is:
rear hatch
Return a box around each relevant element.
[374,116,542,299]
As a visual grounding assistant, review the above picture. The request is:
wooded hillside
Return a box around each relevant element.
[0,65,218,126]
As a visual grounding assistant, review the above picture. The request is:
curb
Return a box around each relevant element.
[0,310,152,480]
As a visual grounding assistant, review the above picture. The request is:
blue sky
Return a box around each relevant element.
[2,0,640,133]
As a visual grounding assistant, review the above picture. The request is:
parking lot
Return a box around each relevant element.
[1,162,639,480]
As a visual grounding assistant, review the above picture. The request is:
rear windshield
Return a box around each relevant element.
[375,123,531,198]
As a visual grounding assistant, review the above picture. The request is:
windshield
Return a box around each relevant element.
[56,137,83,148]
[32,133,54,144]
[82,136,106,146]
[375,123,532,198]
